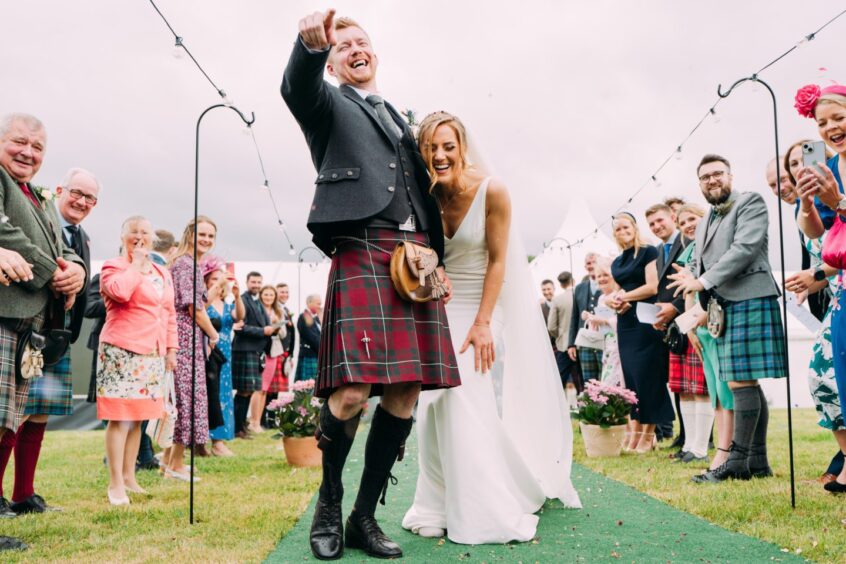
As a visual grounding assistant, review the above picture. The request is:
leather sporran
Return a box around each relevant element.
[15,299,71,384]
[663,322,688,355]
[706,297,725,339]
[389,241,447,303]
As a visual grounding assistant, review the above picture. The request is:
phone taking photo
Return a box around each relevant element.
[802,140,827,175]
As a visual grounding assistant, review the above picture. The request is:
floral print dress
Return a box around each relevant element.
[208,302,235,441]
[170,254,209,445]
[805,236,844,431]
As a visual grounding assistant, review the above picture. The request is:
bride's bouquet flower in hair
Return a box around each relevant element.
[268,380,322,437]
[574,380,637,428]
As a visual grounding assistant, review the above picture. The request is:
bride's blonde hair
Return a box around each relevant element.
[417,111,471,195]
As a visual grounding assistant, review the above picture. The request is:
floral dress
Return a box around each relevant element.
[170,254,209,446]
[209,302,235,441]
[805,236,844,431]
[596,295,624,387]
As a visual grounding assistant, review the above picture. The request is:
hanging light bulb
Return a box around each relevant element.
[262,180,270,191]
[797,32,815,49]
[710,107,720,124]
[288,245,296,256]
[172,36,184,59]
[242,124,253,136]
[652,175,662,188]
[675,146,683,161]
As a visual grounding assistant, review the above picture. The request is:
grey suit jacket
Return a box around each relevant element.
[0,166,84,320]
[547,290,574,351]
[694,190,779,303]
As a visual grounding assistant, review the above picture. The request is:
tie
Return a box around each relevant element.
[18,183,40,208]
[365,94,403,141]
[663,242,672,263]
[66,225,83,255]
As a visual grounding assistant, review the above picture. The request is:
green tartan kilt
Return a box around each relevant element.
[25,351,73,416]
[716,296,786,382]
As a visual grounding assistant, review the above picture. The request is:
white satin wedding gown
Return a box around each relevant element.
[402,178,581,545]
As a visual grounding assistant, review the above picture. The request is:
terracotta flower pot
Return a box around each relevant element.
[282,436,322,467]
[580,422,626,458]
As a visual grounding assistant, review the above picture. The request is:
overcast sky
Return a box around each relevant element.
[2,1,844,268]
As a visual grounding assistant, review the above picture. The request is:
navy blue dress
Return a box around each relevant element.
[612,246,674,424]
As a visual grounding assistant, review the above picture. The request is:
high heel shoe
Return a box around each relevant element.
[623,432,641,453]
[107,490,130,506]
[634,432,657,454]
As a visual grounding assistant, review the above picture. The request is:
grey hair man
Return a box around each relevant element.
[0,114,86,550]
[567,252,603,381]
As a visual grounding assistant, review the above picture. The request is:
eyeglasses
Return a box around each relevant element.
[698,170,726,183]
[66,188,98,206]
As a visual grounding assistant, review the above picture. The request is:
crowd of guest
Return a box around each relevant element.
[543,82,846,491]
[0,112,326,551]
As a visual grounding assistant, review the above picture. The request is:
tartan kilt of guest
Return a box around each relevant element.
[24,351,73,415]
[231,350,264,392]
[294,354,318,382]
[668,340,707,395]
[577,347,603,382]
[316,228,461,399]
[716,296,786,382]
[0,314,44,432]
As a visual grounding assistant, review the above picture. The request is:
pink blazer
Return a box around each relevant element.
[99,256,178,356]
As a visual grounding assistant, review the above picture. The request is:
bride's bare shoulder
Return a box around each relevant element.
[484,177,511,209]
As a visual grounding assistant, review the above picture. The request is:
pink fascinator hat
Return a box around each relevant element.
[795,83,846,118]
[201,254,225,278]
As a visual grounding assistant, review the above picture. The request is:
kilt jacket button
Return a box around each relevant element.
[346,170,354,176]
[389,163,397,169]
[387,186,395,192]
[318,174,325,179]
[331,173,338,179]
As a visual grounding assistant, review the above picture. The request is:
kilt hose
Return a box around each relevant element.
[716,296,786,382]
[316,228,461,399]
[25,351,73,416]
[669,340,707,395]
[232,350,264,393]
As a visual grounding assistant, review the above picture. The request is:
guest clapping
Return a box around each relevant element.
[97,216,177,505]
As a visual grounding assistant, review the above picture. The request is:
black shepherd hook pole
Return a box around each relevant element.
[190,103,256,524]
[717,75,796,509]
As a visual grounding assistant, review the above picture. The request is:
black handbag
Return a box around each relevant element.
[205,346,228,382]
[15,299,72,384]
[663,322,688,355]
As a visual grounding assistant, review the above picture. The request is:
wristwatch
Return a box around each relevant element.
[813,267,827,282]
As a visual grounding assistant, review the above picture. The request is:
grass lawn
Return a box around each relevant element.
[1,430,320,563]
[574,408,846,564]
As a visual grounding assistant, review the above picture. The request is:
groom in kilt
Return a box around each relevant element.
[282,9,460,560]
[670,154,785,483]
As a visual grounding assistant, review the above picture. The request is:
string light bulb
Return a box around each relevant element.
[172,36,184,59]
[675,146,683,161]
[652,175,662,188]
[262,180,270,191]
[797,32,815,49]
[288,246,296,256]
[710,107,720,124]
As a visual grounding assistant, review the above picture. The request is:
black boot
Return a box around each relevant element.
[691,442,752,483]
[309,404,361,561]
[748,387,772,478]
[345,405,412,559]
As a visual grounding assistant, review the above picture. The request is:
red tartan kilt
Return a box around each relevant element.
[668,340,707,395]
[316,228,461,399]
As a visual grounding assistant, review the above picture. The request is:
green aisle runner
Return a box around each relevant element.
[267,428,801,563]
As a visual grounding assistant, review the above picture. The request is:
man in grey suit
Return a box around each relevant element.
[568,253,602,381]
[548,272,579,395]
[282,10,459,559]
[0,113,85,550]
[670,154,785,484]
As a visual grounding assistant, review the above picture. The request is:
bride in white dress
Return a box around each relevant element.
[402,112,581,545]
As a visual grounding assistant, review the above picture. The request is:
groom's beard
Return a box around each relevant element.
[703,185,731,205]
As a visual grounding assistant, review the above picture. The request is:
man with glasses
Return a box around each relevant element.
[6,168,99,516]
[670,154,784,484]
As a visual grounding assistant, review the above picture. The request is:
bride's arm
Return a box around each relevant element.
[460,179,511,374]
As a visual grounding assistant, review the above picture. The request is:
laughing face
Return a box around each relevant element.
[816,102,846,155]
[327,25,378,88]
[195,221,216,258]
[698,161,733,205]
[0,119,46,183]
[429,124,462,187]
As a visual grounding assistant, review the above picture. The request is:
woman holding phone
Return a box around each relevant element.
[794,83,846,493]
[205,259,245,456]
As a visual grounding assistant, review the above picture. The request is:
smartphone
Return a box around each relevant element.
[802,140,827,174]
[225,262,236,280]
